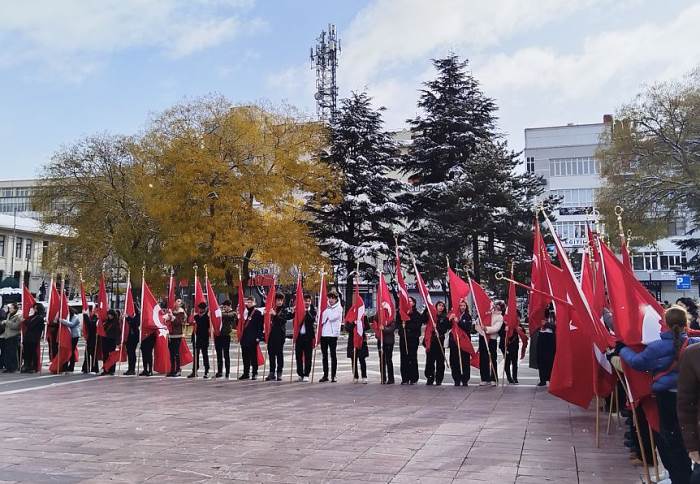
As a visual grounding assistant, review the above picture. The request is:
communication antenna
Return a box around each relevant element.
[310,24,340,123]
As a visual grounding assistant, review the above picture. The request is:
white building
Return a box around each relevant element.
[0,179,40,219]
[524,115,698,302]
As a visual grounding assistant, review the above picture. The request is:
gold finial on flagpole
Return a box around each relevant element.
[614,205,625,237]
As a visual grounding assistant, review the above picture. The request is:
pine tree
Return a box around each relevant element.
[307,92,407,305]
[400,55,550,290]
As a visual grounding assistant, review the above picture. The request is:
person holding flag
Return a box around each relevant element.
[295,294,316,382]
[266,293,288,381]
[21,303,45,373]
[398,297,424,385]
[165,304,186,377]
[475,300,504,386]
[424,301,450,386]
[319,291,342,383]
[536,304,557,386]
[499,310,528,385]
[140,318,157,377]
[448,298,474,387]
[59,306,82,373]
[0,303,22,373]
[374,273,396,385]
[100,309,120,376]
[345,281,368,384]
[188,302,210,379]
[238,296,263,380]
[81,310,99,374]
[124,298,140,376]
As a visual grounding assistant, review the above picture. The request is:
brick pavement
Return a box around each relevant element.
[0,371,645,483]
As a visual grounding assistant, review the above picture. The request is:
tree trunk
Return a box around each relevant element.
[472,234,481,282]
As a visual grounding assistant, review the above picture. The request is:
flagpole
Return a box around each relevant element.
[648,422,660,482]
[118,270,130,375]
[205,264,215,379]
[613,366,651,484]
[290,267,301,383]
[310,269,324,383]
[352,263,359,383]
[57,275,65,374]
[595,395,600,448]
[137,264,145,378]
[447,256,464,379]
[235,265,241,378]
[502,261,514,388]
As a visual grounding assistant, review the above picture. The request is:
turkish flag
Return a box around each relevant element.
[345,280,365,350]
[236,279,246,339]
[22,284,35,320]
[263,279,276,344]
[190,274,205,325]
[447,267,470,319]
[207,278,222,337]
[292,272,305,342]
[179,338,193,367]
[528,219,551,335]
[48,324,73,374]
[47,278,60,328]
[451,320,479,368]
[96,274,108,337]
[140,278,170,374]
[505,277,519,339]
[104,278,136,372]
[414,263,437,352]
[256,344,265,366]
[468,278,492,328]
[376,273,395,338]
[395,245,411,322]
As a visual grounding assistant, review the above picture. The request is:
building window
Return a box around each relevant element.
[25,239,32,260]
[632,254,645,271]
[42,241,49,261]
[553,221,589,245]
[660,252,687,271]
[549,188,597,208]
[549,157,600,177]
[14,237,22,259]
[526,156,535,173]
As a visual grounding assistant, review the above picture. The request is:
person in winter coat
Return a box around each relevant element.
[0,303,22,373]
[81,311,99,374]
[21,303,45,373]
[295,294,316,381]
[319,292,342,383]
[499,313,529,384]
[266,293,289,381]
[60,307,82,372]
[166,306,186,377]
[101,309,120,376]
[399,297,425,385]
[124,304,140,375]
[189,302,210,379]
[678,338,700,483]
[375,315,396,384]
[678,298,700,331]
[536,304,556,386]
[621,306,700,484]
[214,300,233,379]
[449,298,473,387]
[238,296,264,380]
[345,315,370,383]
[423,301,450,386]
[475,301,504,386]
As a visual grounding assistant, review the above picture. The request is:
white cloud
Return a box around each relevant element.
[0,0,264,79]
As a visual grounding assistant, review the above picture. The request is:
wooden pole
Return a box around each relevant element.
[615,367,651,484]
[607,390,616,435]
[290,342,295,382]
[648,422,660,482]
[379,331,385,384]
[454,328,464,378]
[352,346,357,382]
[117,270,130,375]
[310,270,324,383]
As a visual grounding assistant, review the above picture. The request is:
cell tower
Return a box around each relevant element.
[310,24,340,123]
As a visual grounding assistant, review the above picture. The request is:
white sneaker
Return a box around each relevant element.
[297,376,304,382]
[361,377,367,384]
[479,382,490,386]
[353,377,359,384]
[490,381,497,387]
[302,376,308,382]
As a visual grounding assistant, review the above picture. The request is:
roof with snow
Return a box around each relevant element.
[0,213,69,237]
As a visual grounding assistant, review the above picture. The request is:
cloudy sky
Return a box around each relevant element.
[1,0,698,179]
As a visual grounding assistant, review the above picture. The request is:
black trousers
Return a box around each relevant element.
[503,340,519,382]
[425,345,445,384]
[655,391,692,484]
[295,335,313,377]
[126,336,138,372]
[449,343,471,386]
[65,337,79,372]
[241,343,258,376]
[192,336,209,374]
[478,336,498,382]
[168,338,181,373]
[215,335,231,375]
[536,331,555,384]
[399,336,419,383]
[320,336,337,379]
[102,337,117,374]
[0,338,4,369]
[23,339,40,372]
[352,352,367,379]
[2,336,19,372]
[268,342,284,376]
[376,342,394,383]
[141,334,156,372]
[82,336,99,373]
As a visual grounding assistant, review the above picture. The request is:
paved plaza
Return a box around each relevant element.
[0,340,645,483]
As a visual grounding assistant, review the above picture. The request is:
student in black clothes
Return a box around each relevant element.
[238,297,264,380]
[423,301,450,386]
[214,300,233,379]
[124,304,140,375]
[188,302,210,378]
[345,315,369,383]
[536,304,556,386]
[21,303,45,373]
[81,311,99,374]
[266,293,288,381]
[375,315,396,384]
[398,297,425,385]
[295,294,316,382]
[101,310,120,375]
[449,298,473,386]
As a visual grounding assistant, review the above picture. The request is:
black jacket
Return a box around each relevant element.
[377,320,396,346]
[345,319,369,359]
[221,309,236,337]
[126,311,140,343]
[449,311,472,348]
[398,309,424,341]
[103,317,121,341]
[24,313,45,343]
[424,311,450,349]
[297,307,316,342]
[240,308,264,347]
[194,313,210,340]
[268,307,289,350]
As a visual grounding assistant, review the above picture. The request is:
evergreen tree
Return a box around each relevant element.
[307,92,407,304]
[400,55,551,290]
